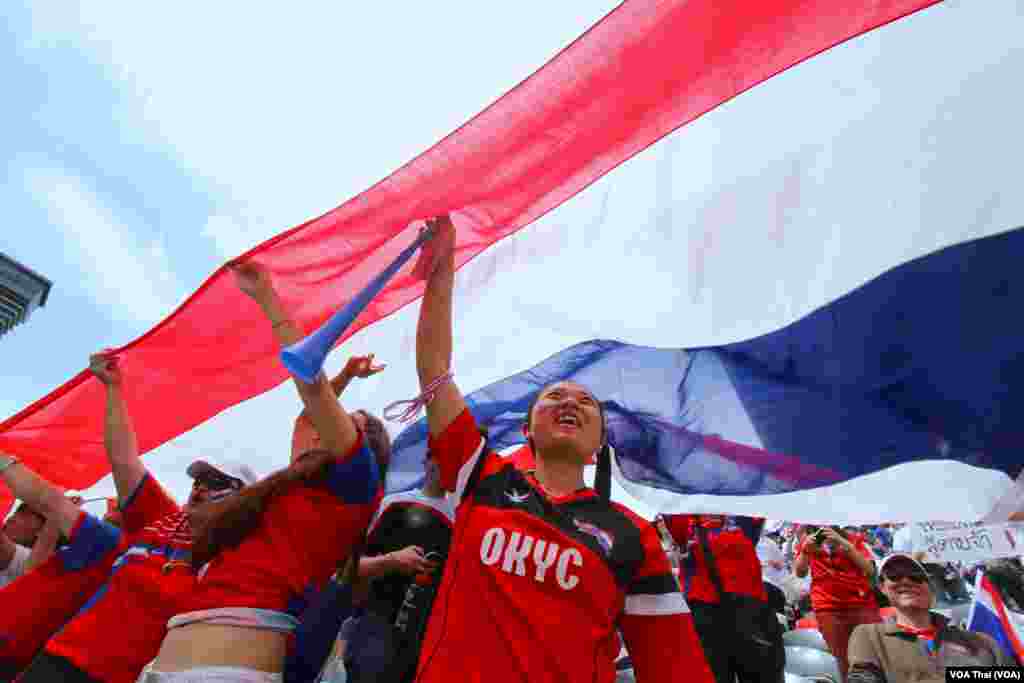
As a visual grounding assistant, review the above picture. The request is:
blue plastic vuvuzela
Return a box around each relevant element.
[280,226,435,383]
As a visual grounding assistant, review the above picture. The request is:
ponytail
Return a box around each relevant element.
[595,443,611,501]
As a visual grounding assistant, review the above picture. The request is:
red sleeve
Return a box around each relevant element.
[618,513,712,681]
[621,611,713,683]
[621,512,691,615]
[120,472,180,533]
[426,408,489,503]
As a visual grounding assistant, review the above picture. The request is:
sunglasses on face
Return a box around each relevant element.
[192,474,240,492]
[884,571,928,584]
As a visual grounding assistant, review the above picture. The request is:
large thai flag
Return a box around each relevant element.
[1,1,1022,521]
[385,229,1024,523]
[967,572,1024,664]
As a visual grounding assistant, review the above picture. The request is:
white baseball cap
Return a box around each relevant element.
[878,553,930,580]
[187,459,259,487]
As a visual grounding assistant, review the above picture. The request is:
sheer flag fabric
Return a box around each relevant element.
[387,229,1024,523]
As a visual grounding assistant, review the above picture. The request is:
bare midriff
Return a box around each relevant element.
[150,622,287,673]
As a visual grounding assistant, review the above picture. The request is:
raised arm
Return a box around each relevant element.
[299,356,384,420]
[824,528,875,578]
[0,456,79,536]
[89,353,145,505]
[25,516,62,572]
[415,215,468,437]
[25,494,84,571]
[793,530,813,578]
[232,262,359,457]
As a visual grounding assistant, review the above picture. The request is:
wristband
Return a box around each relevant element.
[383,371,454,423]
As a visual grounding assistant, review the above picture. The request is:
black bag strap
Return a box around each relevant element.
[696,520,729,601]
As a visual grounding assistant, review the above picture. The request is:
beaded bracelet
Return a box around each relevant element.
[383,372,455,423]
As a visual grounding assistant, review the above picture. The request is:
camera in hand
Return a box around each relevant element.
[806,526,846,544]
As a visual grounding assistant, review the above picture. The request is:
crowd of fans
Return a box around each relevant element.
[0,215,1020,683]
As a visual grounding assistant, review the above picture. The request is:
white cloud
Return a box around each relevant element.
[23,167,184,325]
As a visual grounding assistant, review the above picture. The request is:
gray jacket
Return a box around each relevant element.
[847,613,1015,683]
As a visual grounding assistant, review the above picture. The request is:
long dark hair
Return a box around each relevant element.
[190,413,391,570]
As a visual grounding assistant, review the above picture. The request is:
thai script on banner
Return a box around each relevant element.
[911,522,1023,564]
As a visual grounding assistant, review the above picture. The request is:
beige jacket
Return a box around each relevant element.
[848,613,1015,683]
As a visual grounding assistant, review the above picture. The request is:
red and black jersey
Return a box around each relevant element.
[414,408,713,683]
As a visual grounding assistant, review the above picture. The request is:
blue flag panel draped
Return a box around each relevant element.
[387,227,1024,505]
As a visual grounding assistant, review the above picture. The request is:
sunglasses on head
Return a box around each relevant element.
[884,570,928,584]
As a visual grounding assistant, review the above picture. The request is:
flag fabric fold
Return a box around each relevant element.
[0,0,943,518]
[387,229,1024,523]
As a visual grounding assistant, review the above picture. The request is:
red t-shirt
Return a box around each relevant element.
[184,435,381,618]
[662,515,767,603]
[414,408,713,683]
[46,473,196,683]
[796,532,877,612]
[0,511,120,673]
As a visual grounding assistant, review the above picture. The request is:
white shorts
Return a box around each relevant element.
[136,661,283,683]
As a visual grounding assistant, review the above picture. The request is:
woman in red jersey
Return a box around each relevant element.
[407,214,714,683]
[139,263,389,683]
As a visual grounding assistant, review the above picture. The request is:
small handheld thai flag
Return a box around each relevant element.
[966,571,1024,664]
